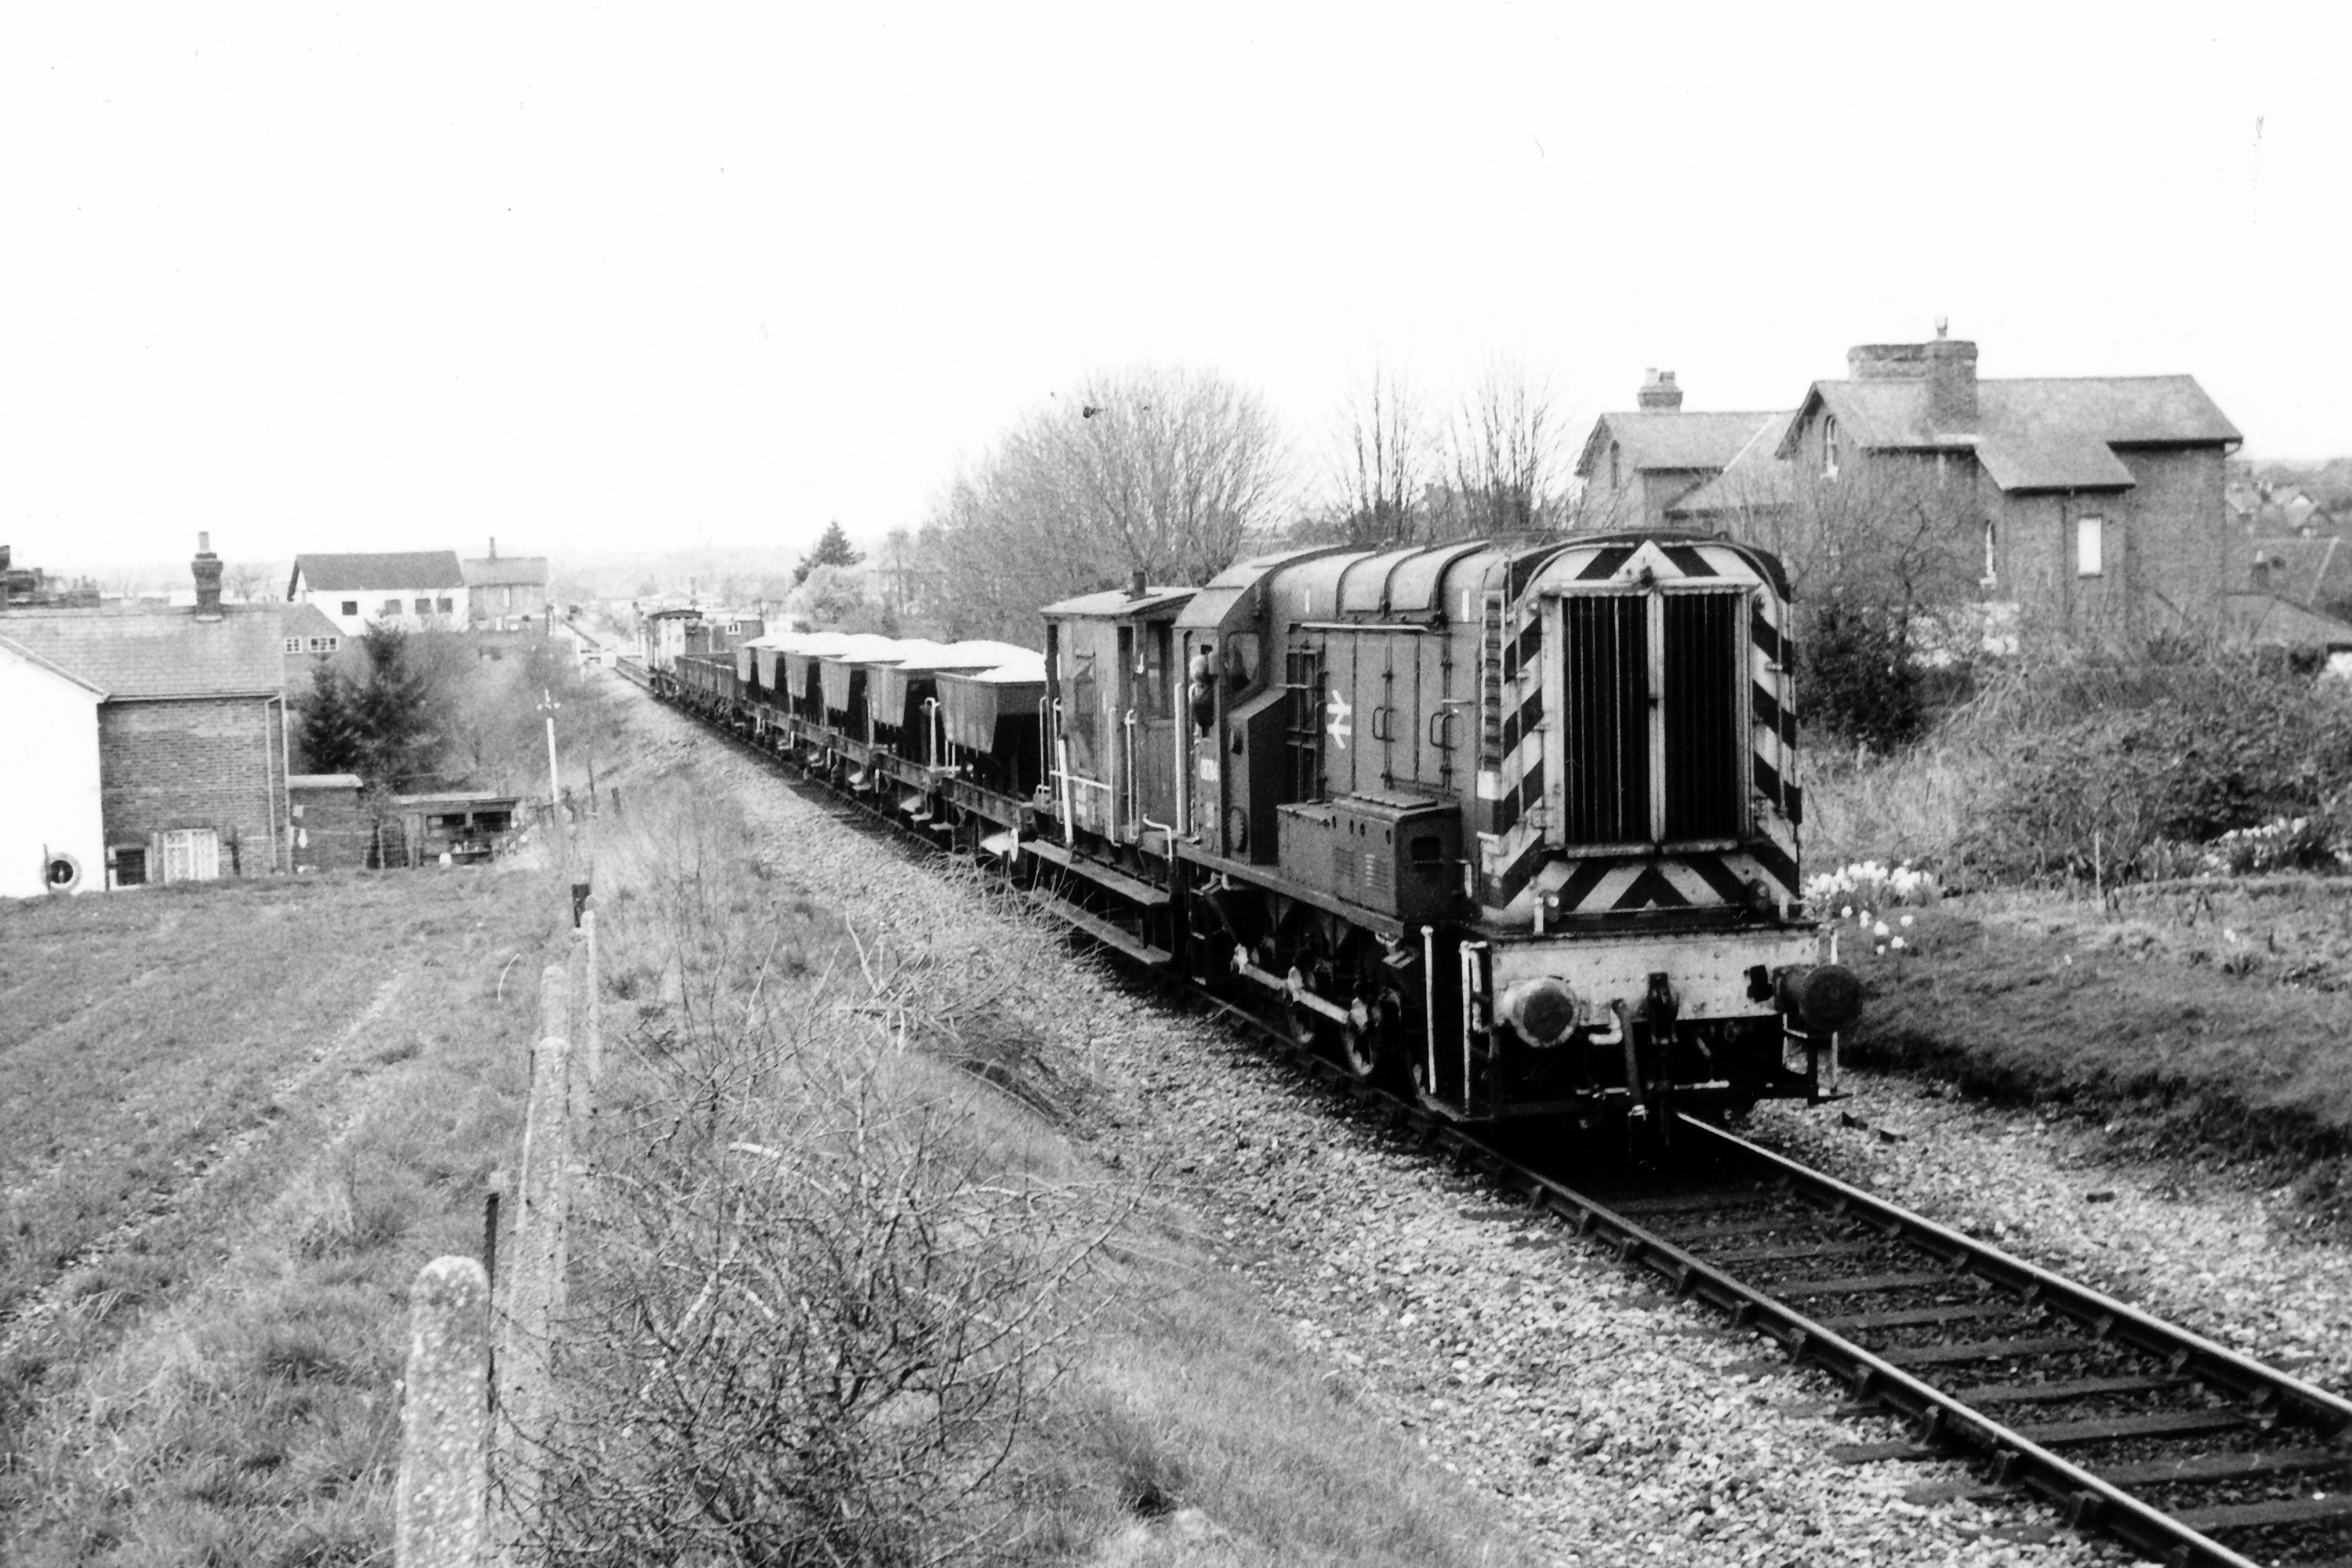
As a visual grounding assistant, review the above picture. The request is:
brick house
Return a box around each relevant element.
[1,536,289,890]
[1775,327,2242,639]
[1573,371,1788,532]
[288,550,468,636]
[460,538,552,631]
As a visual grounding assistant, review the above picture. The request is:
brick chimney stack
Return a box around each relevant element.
[1636,368,1684,411]
[192,532,224,620]
[1846,321,1978,430]
[488,535,497,560]
[1924,317,1978,432]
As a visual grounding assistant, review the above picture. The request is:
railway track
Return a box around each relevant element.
[656,684,2352,1566]
[1268,1031,2352,1568]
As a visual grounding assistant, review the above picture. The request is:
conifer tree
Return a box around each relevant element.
[792,521,864,586]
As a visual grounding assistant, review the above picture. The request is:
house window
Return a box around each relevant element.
[1608,441,1621,491]
[1982,521,1998,588]
[158,828,221,884]
[308,636,339,653]
[285,637,303,654]
[111,846,147,888]
[437,597,453,613]
[2077,516,2104,577]
[382,598,401,615]
[342,601,358,616]
[415,597,432,614]
[1823,416,1841,480]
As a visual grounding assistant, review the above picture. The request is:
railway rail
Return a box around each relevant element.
[646,674,2352,1568]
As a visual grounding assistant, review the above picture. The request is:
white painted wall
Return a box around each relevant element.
[0,642,104,898]
[294,578,471,636]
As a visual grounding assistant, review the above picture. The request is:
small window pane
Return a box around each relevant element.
[2077,517,2103,577]
[342,601,358,615]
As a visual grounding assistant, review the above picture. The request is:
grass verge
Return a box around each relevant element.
[551,768,1534,1565]
[1837,880,2352,1221]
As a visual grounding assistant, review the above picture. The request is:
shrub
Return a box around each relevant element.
[1798,599,1925,751]
[1954,644,2352,885]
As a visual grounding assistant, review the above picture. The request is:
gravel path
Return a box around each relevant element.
[626,695,2164,1566]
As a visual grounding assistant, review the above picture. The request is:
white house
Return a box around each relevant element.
[0,630,106,898]
[287,551,469,636]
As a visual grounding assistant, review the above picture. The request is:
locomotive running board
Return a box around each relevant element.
[1022,839,1173,909]
[1020,891,1172,968]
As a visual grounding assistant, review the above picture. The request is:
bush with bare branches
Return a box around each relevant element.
[509,784,1122,1565]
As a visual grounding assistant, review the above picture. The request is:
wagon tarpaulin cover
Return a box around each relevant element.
[936,653,1047,752]
[867,640,1035,720]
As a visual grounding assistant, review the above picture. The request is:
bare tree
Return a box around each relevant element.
[225,561,275,604]
[914,365,1291,641]
[1324,362,1428,546]
[1433,359,1571,539]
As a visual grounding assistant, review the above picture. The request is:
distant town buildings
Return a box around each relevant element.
[287,551,469,635]
[460,538,553,631]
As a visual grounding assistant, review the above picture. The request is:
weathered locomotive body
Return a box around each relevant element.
[637,531,1858,1138]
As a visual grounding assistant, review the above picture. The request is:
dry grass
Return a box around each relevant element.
[555,768,1534,1565]
[0,865,565,1565]
[1799,736,1989,880]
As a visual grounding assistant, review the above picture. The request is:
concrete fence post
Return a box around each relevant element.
[396,1256,490,1568]
[498,963,575,1550]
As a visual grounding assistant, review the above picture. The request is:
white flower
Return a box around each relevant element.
[1840,906,1853,919]
[1875,943,1886,955]
[1873,921,1890,939]
[1900,914,1915,928]
[1890,937,1906,950]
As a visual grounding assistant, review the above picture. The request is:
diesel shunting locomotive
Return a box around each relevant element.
[648,532,1861,1143]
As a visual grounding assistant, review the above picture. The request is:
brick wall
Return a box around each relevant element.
[99,698,283,876]
[289,781,372,872]
[2116,446,2229,627]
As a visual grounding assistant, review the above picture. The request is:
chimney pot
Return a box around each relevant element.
[1636,368,1685,411]
[1129,568,1148,599]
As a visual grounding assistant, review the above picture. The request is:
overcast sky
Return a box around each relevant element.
[5,3,2345,575]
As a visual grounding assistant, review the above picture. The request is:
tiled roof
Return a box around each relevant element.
[1666,412,1798,518]
[461,555,550,588]
[281,602,346,642]
[1577,411,1782,478]
[2242,535,2346,608]
[1785,376,2239,492]
[290,550,466,593]
[0,606,285,699]
[2220,593,2352,650]
[0,630,107,695]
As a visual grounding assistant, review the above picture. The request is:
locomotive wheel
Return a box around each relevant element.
[1338,993,1403,1086]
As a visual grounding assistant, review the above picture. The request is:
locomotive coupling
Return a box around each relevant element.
[1775,964,1865,1034]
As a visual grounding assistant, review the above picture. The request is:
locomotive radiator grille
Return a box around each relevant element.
[1661,592,1740,841]
[1559,595,1648,845]
[1478,539,1803,913]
